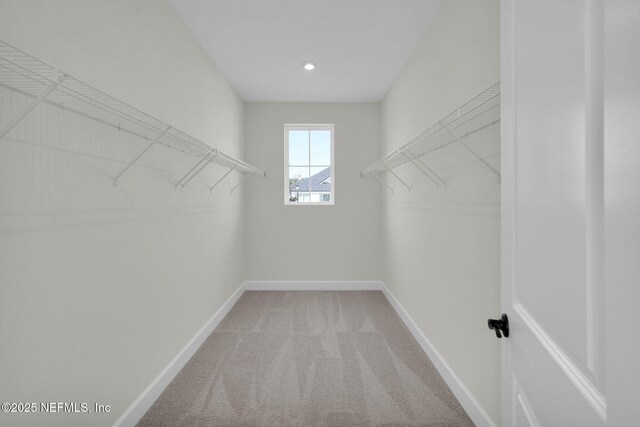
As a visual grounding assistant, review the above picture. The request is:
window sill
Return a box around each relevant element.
[284,202,335,206]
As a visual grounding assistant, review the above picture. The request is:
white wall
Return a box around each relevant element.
[381,0,501,424]
[0,1,246,426]
[244,103,382,281]
[0,1,502,425]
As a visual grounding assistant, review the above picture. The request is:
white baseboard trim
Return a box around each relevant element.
[243,280,384,291]
[112,282,246,427]
[379,282,498,427]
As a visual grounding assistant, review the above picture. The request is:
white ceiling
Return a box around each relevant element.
[169,0,443,103]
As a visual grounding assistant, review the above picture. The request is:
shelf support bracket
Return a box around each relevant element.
[405,149,446,188]
[401,150,441,189]
[113,125,171,187]
[230,172,250,194]
[0,74,67,140]
[181,152,218,190]
[441,124,501,180]
[175,149,216,189]
[383,164,411,192]
[369,171,394,193]
[209,165,236,194]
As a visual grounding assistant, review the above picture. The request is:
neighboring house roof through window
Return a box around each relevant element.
[292,167,331,192]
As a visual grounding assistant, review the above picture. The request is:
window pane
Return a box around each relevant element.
[289,167,309,202]
[310,166,331,198]
[289,131,309,166]
[310,130,331,165]
[285,125,333,205]
[289,166,309,183]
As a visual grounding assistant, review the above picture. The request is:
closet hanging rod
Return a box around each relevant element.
[399,90,500,156]
[0,65,235,170]
[408,117,501,160]
[0,39,265,179]
[0,53,208,156]
[0,82,204,159]
[361,81,500,177]
[365,102,500,174]
[0,44,239,162]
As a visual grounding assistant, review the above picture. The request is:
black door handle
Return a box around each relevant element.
[488,313,509,338]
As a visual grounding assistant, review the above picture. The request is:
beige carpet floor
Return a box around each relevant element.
[138,291,473,426]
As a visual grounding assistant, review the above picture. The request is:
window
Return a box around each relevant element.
[284,124,334,205]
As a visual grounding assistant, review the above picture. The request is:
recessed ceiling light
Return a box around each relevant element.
[303,61,316,71]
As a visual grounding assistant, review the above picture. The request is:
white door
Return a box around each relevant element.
[501,0,640,426]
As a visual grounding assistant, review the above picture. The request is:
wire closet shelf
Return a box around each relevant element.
[0,39,264,189]
[361,81,500,189]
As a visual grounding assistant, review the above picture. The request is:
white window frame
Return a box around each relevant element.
[284,124,335,206]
